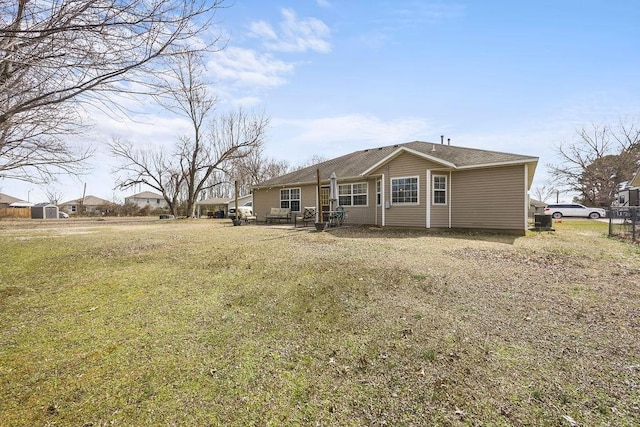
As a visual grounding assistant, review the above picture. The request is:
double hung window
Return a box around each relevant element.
[433,175,447,205]
[338,183,367,206]
[391,177,418,204]
[280,188,301,211]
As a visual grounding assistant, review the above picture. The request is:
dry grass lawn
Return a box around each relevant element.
[1,217,639,426]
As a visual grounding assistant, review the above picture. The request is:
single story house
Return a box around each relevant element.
[124,191,169,209]
[0,192,29,208]
[0,193,33,218]
[252,141,538,234]
[59,195,112,215]
[616,168,640,207]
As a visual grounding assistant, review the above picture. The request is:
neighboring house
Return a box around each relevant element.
[616,168,640,207]
[0,192,30,208]
[252,141,538,234]
[124,191,169,210]
[0,192,33,218]
[59,195,112,215]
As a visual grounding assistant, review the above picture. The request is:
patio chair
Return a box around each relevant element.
[296,207,316,227]
[329,206,345,226]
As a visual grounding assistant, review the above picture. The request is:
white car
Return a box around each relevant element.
[544,203,606,219]
[227,205,253,219]
[58,211,69,218]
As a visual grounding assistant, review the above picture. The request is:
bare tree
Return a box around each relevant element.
[110,140,185,216]
[548,120,640,207]
[111,53,269,217]
[1,0,224,183]
[531,184,556,203]
[226,147,290,196]
[44,187,64,205]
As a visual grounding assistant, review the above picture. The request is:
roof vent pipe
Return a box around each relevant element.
[447,138,451,145]
[441,135,444,145]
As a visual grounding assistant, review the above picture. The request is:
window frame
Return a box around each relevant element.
[432,175,447,205]
[280,188,301,212]
[391,176,419,205]
[376,180,381,206]
[338,182,368,207]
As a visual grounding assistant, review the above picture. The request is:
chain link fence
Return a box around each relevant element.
[609,206,639,243]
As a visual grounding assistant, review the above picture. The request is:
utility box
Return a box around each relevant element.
[533,214,553,230]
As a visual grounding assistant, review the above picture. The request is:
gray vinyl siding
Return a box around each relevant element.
[450,165,525,231]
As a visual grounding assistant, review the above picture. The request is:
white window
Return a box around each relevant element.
[338,183,367,206]
[433,175,447,205]
[280,188,301,211]
[71,205,77,213]
[391,177,418,204]
[376,180,381,206]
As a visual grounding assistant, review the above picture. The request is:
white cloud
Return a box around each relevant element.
[249,8,331,53]
[248,20,277,40]
[316,0,332,8]
[231,96,264,108]
[390,3,465,26]
[206,47,294,88]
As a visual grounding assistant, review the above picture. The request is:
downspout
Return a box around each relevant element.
[449,171,452,228]
[375,179,378,226]
[524,164,529,231]
[316,168,321,223]
[381,173,386,226]
[426,169,431,228]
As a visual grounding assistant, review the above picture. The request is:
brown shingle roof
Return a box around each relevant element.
[126,191,164,199]
[0,192,27,205]
[254,141,538,188]
[60,195,112,206]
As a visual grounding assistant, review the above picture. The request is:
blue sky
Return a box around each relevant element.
[3,0,640,203]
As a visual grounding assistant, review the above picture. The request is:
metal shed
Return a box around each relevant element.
[31,203,59,219]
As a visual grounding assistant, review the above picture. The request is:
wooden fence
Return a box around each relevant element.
[0,207,32,219]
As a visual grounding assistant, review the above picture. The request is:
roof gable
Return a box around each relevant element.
[362,146,457,175]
